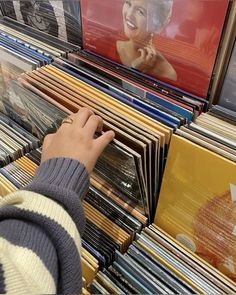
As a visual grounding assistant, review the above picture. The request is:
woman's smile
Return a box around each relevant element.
[125,18,138,30]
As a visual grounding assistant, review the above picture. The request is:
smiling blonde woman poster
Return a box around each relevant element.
[116,0,177,81]
[81,0,229,97]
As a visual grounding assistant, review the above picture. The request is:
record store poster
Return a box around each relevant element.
[0,0,82,45]
[155,135,236,281]
[81,0,229,98]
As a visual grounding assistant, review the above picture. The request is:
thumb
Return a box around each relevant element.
[94,130,115,155]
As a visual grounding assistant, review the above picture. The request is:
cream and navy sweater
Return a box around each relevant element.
[0,157,89,294]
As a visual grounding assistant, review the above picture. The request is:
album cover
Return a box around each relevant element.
[0,44,36,97]
[0,0,82,45]
[81,0,228,98]
[155,134,236,281]
[0,17,78,52]
[1,80,65,139]
[107,265,139,294]
[95,141,145,212]
[123,251,173,294]
[149,224,236,293]
[96,271,124,295]
[128,242,195,294]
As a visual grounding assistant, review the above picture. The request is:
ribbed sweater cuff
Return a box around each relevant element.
[28,157,89,198]
[24,158,89,235]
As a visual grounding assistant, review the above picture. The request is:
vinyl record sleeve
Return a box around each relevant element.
[82,247,99,270]
[175,129,236,163]
[81,0,228,98]
[0,0,82,46]
[81,257,96,285]
[112,261,151,294]
[0,174,16,196]
[123,252,173,294]
[69,52,200,114]
[155,134,236,281]
[140,230,225,294]
[149,224,236,293]
[135,236,203,294]
[127,243,195,294]
[181,126,236,156]
[87,186,142,234]
[0,23,63,56]
[45,64,171,146]
[107,265,139,294]
[1,80,64,139]
[0,113,40,149]
[90,173,148,225]
[89,278,109,294]
[0,16,78,51]
[96,271,125,295]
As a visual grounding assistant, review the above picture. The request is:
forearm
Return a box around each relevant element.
[25,157,90,236]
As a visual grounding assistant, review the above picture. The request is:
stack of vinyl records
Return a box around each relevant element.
[90,224,236,294]
[2,58,178,221]
[0,16,79,56]
[0,149,40,192]
[0,1,82,45]
[0,17,80,141]
[0,113,39,167]
[71,51,206,120]
[1,0,236,291]
[177,112,236,162]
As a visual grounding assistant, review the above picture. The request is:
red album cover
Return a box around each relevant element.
[80,0,229,98]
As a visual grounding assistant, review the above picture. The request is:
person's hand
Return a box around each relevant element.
[131,46,157,73]
[41,108,115,173]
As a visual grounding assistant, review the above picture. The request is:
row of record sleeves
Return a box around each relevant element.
[1,144,236,294]
[1,15,236,123]
[1,141,236,295]
[0,15,236,291]
[0,0,235,104]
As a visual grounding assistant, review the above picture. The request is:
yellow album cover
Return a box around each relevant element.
[155,134,236,281]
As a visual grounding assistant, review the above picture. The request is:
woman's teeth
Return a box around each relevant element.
[126,19,137,30]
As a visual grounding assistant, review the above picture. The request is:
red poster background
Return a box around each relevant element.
[81,0,229,98]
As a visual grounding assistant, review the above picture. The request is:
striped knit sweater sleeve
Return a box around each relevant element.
[0,157,89,295]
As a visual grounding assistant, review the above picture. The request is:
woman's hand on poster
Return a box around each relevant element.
[131,45,157,73]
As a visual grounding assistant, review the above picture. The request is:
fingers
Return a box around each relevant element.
[73,107,94,128]
[133,46,156,72]
[94,130,115,154]
[145,46,156,63]
[58,108,94,133]
[84,115,103,136]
